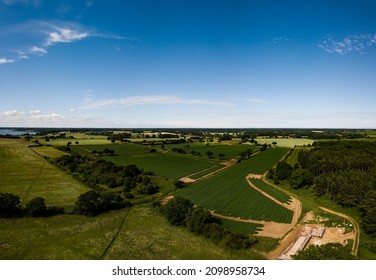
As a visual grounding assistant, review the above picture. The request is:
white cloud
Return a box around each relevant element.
[0,57,15,64]
[0,110,24,116]
[319,33,376,55]
[82,95,234,109]
[0,109,103,127]
[0,20,124,64]
[29,110,42,115]
[45,27,90,46]
[30,46,47,55]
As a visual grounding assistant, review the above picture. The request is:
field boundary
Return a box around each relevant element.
[180,159,237,183]
[21,147,47,205]
[100,207,131,260]
[246,175,293,209]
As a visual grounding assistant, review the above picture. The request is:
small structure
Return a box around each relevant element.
[279,226,326,260]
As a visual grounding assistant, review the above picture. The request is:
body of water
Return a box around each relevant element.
[0,129,36,136]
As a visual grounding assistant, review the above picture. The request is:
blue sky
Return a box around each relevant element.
[1,0,376,128]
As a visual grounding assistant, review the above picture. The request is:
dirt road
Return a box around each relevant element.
[319,207,360,256]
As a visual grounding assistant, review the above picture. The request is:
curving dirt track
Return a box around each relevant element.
[319,207,360,256]
[209,173,302,239]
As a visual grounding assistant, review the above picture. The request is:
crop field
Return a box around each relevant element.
[70,143,223,180]
[255,138,314,148]
[243,147,289,174]
[165,142,256,161]
[0,139,89,210]
[70,143,147,155]
[106,152,218,180]
[188,164,226,179]
[177,148,293,223]
[219,219,263,235]
[249,178,292,204]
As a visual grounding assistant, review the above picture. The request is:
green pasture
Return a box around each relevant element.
[0,206,264,260]
[0,139,89,210]
[249,178,292,204]
[177,148,293,223]
[31,145,69,158]
[70,143,221,180]
[35,133,110,146]
[256,138,314,148]
[70,143,147,155]
[165,142,256,161]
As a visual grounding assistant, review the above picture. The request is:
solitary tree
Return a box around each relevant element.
[206,151,214,158]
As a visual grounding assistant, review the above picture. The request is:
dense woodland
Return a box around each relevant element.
[271,141,376,234]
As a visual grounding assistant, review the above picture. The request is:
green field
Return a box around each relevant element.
[0,206,264,260]
[165,142,256,161]
[219,219,263,235]
[0,139,268,260]
[70,143,223,180]
[36,133,110,146]
[249,178,292,204]
[188,164,226,179]
[256,138,314,148]
[243,147,289,174]
[70,143,147,155]
[177,148,293,223]
[0,139,89,210]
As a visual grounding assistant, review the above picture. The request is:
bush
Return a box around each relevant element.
[24,197,47,217]
[223,231,252,250]
[161,197,193,226]
[74,190,127,216]
[138,183,159,195]
[173,180,187,189]
[0,192,22,217]
[185,207,216,234]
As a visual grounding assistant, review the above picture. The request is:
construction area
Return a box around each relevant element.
[279,226,326,260]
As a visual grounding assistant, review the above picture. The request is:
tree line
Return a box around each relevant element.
[0,193,64,218]
[156,197,257,250]
[269,141,376,234]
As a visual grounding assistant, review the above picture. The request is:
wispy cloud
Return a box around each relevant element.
[0,57,15,64]
[319,33,376,55]
[0,109,99,127]
[272,36,290,45]
[1,0,40,6]
[45,26,90,46]
[0,20,124,64]
[82,95,234,109]
[30,46,47,55]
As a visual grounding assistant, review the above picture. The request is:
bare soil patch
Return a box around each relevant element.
[160,195,174,205]
[179,177,196,183]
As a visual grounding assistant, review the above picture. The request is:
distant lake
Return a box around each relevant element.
[0,129,36,136]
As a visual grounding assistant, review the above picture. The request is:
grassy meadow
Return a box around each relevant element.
[0,139,89,210]
[0,205,265,260]
[255,138,314,148]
